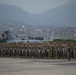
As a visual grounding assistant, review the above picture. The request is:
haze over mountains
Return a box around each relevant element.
[0,0,76,26]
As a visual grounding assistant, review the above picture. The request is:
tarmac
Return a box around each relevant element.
[0,58,76,75]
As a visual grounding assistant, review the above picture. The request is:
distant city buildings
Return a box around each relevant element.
[0,23,76,40]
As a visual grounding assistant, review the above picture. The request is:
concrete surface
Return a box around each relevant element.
[0,58,76,75]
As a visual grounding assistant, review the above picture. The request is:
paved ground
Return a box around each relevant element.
[0,58,76,75]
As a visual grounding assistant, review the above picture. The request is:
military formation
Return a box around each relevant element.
[0,41,76,59]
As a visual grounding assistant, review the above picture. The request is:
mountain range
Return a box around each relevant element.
[0,0,76,26]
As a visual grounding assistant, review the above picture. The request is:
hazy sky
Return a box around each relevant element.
[0,0,72,14]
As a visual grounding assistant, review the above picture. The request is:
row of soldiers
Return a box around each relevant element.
[0,48,49,58]
[0,41,76,59]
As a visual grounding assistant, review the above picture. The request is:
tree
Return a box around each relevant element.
[53,39,64,42]
[0,39,6,43]
[34,37,44,40]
